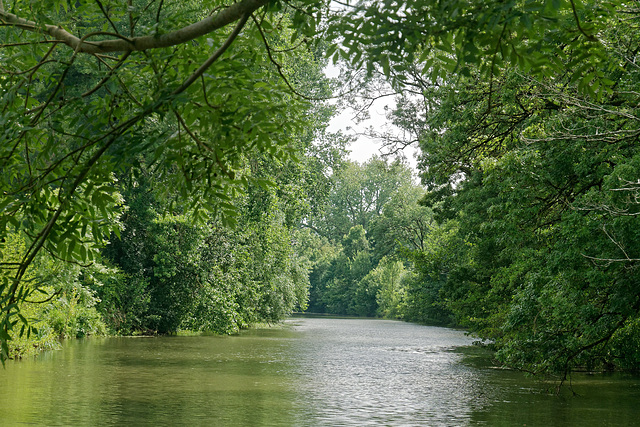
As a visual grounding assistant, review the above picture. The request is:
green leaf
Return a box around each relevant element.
[261,20,273,32]
[380,55,390,76]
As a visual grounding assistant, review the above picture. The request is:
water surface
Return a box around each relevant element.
[1,317,639,426]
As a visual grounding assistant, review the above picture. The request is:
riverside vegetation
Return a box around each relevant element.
[1,0,640,380]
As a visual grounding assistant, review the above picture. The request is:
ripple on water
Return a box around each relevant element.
[3,317,638,426]
[286,318,482,426]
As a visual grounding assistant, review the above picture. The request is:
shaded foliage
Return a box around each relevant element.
[380,8,640,375]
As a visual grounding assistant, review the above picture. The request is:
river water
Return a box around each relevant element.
[1,317,639,426]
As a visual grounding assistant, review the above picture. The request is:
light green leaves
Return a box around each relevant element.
[325,0,621,99]
[0,0,342,358]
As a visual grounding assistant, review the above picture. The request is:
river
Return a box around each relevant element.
[1,317,639,426]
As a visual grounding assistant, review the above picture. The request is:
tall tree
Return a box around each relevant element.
[318,157,414,242]
[382,8,640,375]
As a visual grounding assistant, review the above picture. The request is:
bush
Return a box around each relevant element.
[46,288,107,339]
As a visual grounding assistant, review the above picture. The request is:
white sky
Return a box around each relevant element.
[324,64,419,169]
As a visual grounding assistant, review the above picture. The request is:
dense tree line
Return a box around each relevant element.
[303,0,640,377]
[302,156,450,324]
[0,0,342,359]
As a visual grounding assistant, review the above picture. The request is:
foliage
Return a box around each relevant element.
[98,155,314,334]
[0,0,330,359]
[299,229,342,313]
[93,271,150,335]
[326,0,618,100]
[400,222,460,326]
[2,0,635,374]
[0,0,339,357]
[145,215,208,333]
[0,231,107,359]
[320,250,373,316]
[303,158,441,320]
[342,225,369,261]
[380,8,640,375]
[317,157,415,242]
[45,287,107,339]
[369,184,434,262]
[369,257,407,319]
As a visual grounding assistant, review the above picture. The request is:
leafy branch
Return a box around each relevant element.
[0,0,269,54]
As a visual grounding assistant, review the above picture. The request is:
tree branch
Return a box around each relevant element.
[82,51,131,97]
[251,13,329,101]
[171,13,250,96]
[95,0,121,36]
[568,0,598,42]
[0,0,269,54]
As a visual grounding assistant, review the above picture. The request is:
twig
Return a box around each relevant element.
[251,13,321,100]
[82,51,131,97]
[569,0,598,42]
[172,13,249,96]
[95,0,121,35]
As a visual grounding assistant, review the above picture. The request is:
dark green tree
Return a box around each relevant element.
[383,13,640,374]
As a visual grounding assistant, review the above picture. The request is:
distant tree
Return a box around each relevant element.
[319,157,414,242]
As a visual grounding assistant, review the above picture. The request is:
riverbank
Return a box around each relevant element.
[8,314,295,361]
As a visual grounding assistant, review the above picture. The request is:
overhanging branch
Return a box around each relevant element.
[0,0,269,54]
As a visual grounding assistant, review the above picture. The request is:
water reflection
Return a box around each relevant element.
[287,318,481,426]
[3,333,300,426]
[1,318,639,426]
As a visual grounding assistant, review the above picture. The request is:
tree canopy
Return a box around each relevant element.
[362,1,640,377]
[2,0,637,376]
[0,0,332,361]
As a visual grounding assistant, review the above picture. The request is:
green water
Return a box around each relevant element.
[1,318,639,426]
